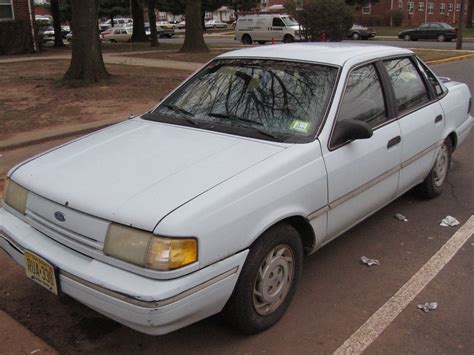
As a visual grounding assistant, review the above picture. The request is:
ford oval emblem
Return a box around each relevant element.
[54,211,66,222]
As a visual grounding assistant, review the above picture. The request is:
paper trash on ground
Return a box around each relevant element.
[440,216,460,227]
[361,256,380,267]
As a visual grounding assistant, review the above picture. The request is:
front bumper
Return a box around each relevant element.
[0,207,248,335]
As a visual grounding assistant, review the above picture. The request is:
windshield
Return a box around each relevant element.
[282,16,299,26]
[144,59,338,142]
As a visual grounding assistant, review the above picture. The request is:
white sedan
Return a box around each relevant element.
[1,44,472,336]
[205,19,228,29]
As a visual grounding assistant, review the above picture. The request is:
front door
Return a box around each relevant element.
[322,63,402,240]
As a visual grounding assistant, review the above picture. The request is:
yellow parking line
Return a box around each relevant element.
[334,215,474,355]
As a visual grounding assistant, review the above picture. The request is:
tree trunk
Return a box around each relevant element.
[467,0,473,28]
[456,0,466,50]
[63,0,109,83]
[148,0,158,47]
[51,0,64,47]
[180,0,209,53]
[131,0,147,42]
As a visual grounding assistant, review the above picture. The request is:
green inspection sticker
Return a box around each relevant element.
[289,119,311,133]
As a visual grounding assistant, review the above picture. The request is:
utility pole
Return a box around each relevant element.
[456,0,466,50]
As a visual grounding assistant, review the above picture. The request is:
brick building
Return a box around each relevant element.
[0,0,37,54]
[262,0,467,27]
[354,0,468,26]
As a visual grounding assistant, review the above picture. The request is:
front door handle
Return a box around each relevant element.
[435,115,443,123]
[387,136,401,149]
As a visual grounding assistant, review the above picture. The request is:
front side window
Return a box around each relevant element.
[0,0,13,20]
[384,58,429,115]
[272,18,285,27]
[144,59,338,142]
[337,64,388,129]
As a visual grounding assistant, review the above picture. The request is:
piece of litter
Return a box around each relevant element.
[417,302,438,312]
[440,216,460,227]
[395,213,408,222]
[428,237,434,240]
[360,256,380,266]
[31,350,40,354]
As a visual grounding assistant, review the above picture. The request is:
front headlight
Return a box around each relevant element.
[104,223,197,271]
[3,178,29,215]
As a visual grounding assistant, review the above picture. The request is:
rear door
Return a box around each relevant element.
[323,62,402,240]
[382,57,445,194]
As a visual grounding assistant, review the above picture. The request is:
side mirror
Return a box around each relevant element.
[332,119,373,147]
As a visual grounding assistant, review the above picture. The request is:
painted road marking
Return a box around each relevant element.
[334,215,474,355]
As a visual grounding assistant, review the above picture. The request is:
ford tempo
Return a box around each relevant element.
[1,43,472,335]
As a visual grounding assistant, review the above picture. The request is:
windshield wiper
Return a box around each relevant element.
[208,112,264,126]
[208,112,283,140]
[164,104,200,126]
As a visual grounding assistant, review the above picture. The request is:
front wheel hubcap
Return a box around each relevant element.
[253,245,294,316]
[434,144,449,187]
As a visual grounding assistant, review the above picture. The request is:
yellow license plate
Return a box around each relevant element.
[24,250,59,295]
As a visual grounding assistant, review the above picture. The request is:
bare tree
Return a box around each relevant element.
[63,0,110,83]
[50,0,64,47]
[131,0,147,42]
[148,0,158,47]
[467,0,473,28]
[456,0,466,50]
[180,0,209,53]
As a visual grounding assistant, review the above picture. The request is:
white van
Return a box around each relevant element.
[235,14,300,44]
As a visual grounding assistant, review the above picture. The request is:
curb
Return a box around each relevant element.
[426,53,474,65]
[0,310,58,354]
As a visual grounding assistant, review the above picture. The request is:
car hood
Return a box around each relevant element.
[11,119,286,231]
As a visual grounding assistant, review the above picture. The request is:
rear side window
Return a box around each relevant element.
[384,58,429,114]
[337,64,388,129]
[416,58,445,97]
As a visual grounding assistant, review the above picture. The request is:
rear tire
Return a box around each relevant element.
[352,32,360,40]
[242,34,252,45]
[110,39,117,43]
[415,138,452,198]
[258,41,266,44]
[223,223,303,334]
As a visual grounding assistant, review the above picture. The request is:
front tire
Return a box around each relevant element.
[352,32,360,40]
[437,34,446,42]
[404,34,411,41]
[223,223,303,334]
[415,138,452,198]
[283,34,294,43]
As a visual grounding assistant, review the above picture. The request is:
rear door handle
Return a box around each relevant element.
[435,115,443,123]
[387,136,401,149]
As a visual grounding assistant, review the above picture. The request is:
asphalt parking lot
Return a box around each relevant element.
[0,60,473,354]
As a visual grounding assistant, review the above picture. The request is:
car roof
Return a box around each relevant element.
[218,43,413,67]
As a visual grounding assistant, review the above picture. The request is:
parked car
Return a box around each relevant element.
[1,44,472,336]
[101,26,132,42]
[398,22,457,42]
[145,25,175,39]
[157,21,176,29]
[99,18,133,32]
[177,20,186,29]
[235,14,301,44]
[347,24,376,40]
[205,19,228,29]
